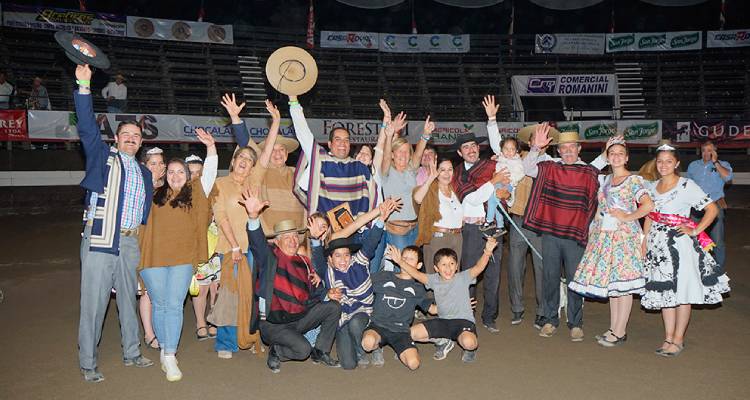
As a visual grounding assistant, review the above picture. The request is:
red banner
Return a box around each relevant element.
[0,110,28,141]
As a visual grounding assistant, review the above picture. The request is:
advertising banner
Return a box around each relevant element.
[0,110,28,141]
[2,3,126,36]
[551,120,662,144]
[706,29,750,48]
[534,33,605,55]
[664,120,750,144]
[379,34,470,53]
[606,31,702,52]
[320,31,379,50]
[512,74,617,97]
[126,16,233,45]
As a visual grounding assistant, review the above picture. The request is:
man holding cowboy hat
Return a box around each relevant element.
[522,124,615,341]
[102,73,127,113]
[243,188,341,373]
[451,130,511,333]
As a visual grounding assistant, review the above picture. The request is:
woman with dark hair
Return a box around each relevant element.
[569,140,654,347]
[138,128,217,381]
[643,144,729,357]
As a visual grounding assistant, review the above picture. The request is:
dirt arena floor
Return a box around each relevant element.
[1,211,748,400]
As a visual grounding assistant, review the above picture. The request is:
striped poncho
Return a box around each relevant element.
[325,251,374,327]
[523,161,599,246]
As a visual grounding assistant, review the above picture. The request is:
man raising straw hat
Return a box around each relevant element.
[521,123,622,342]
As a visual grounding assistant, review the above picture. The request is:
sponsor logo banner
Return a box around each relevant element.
[606,31,701,52]
[126,16,233,45]
[2,3,126,36]
[320,31,379,49]
[379,34,469,53]
[0,110,28,141]
[534,33,605,55]
[664,120,750,143]
[27,111,660,145]
[707,29,750,48]
[513,74,616,96]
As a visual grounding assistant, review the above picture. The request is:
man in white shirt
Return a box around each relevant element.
[0,72,15,110]
[102,73,127,113]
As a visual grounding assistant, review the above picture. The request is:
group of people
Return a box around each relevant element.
[74,62,732,383]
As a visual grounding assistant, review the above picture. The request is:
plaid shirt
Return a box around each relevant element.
[119,153,146,229]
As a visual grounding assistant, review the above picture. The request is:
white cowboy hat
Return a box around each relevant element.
[265,46,318,96]
[266,219,307,239]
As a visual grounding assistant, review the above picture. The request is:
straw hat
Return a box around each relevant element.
[266,219,307,239]
[265,46,318,96]
[557,131,582,145]
[259,136,299,153]
[517,124,561,145]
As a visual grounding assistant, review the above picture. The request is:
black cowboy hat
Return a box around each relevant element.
[324,238,362,257]
[451,133,487,150]
[54,31,111,70]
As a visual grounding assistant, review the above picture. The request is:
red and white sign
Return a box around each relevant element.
[0,110,28,141]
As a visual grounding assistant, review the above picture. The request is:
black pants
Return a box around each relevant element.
[461,224,503,325]
[259,301,341,361]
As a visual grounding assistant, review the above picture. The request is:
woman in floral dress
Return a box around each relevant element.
[570,141,654,347]
[642,144,729,357]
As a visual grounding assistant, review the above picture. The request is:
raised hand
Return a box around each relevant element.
[483,236,498,253]
[482,95,499,119]
[75,64,92,81]
[220,93,246,118]
[195,127,216,148]
[385,244,402,265]
[386,111,407,137]
[265,99,280,122]
[422,115,435,138]
[239,187,269,219]
[379,99,392,123]
[307,216,329,241]
[427,158,439,181]
[531,122,553,149]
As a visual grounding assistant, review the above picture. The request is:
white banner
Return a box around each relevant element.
[379,34,470,53]
[535,34,605,55]
[27,111,659,145]
[319,31,379,49]
[606,31,701,52]
[512,74,616,97]
[706,29,750,48]
[2,3,126,36]
[126,16,233,45]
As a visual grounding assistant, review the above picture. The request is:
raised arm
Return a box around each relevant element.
[329,197,403,241]
[380,111,407,177]
[74,65,108,156]
[410,115,434,169]
[386,244,428,285]
[483,95,502,155]
[257,100,280,168]
[523,123,553,178]
[222,93,262,155]
[288,95,315,162]
[413,160,438,205]
[468,237,497,279]
[359,198,400,259]
[195,128,218,196]
[373,99,391,174]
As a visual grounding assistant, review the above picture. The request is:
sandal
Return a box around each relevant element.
[144,336,160,350]
[658,341,684,358]
[597,332,627,348]
[594,329,613,341]
[196,326,210,341]
[208,325,217,338]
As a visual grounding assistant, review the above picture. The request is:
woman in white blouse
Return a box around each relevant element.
[413,158,464,269]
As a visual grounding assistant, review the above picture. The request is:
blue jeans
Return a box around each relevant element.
[382,226,418,272]
[335,313,369,370]
[215,252,253,352]
[140,264,194,354]
[353,229,387,274]
[709,207,726,269]
[486,183,512,226]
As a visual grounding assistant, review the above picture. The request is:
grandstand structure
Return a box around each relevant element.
[1,25,749,123]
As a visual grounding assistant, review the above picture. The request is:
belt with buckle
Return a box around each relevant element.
[120,227,139,237]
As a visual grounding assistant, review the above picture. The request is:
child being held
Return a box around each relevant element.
[393,237,498,363]
[480,136,525,238]
[361,245,435,370]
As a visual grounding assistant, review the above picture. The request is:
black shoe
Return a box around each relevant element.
[511,311,524,325]
[267,345,281,373]
[310,348,340,368]
[533,315,544,330]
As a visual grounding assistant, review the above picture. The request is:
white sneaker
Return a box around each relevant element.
[217,351,232,359]
[162,354,182,382]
